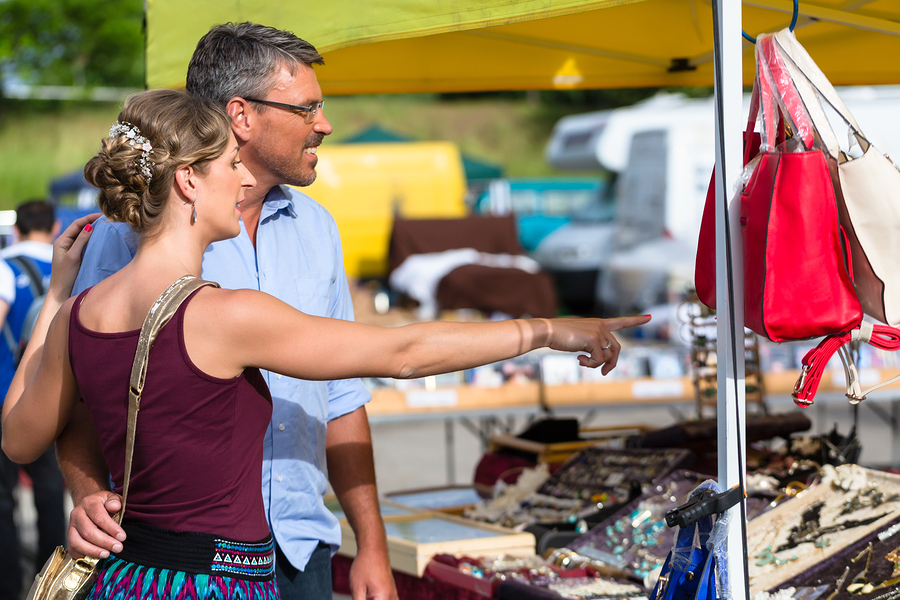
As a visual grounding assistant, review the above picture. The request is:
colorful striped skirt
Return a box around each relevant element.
[87,557,280,600]
[86,520,280,600]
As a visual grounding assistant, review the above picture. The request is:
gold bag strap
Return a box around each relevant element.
[114,275,219,523]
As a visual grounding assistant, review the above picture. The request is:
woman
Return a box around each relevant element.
[2,89,648,599]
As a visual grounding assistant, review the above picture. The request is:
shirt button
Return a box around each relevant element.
[278,423,285,431]
[276,373,282,379]
[273,523,278,531]
[277,475,283,482]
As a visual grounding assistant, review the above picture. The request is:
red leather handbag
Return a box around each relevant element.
[695,35,861,342]
[694,130,760,311]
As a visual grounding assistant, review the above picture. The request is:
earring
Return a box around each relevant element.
[191,197,197,224]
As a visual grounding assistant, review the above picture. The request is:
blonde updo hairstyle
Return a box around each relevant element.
[84,89,232,236]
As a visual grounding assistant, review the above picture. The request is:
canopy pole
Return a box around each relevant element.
[712,0,749,597]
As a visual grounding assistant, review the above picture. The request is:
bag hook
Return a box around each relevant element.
[743,0,798,44]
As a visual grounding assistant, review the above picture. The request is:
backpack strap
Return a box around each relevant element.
[2,256,47,360]
[1,321,15,358]
[7,255,46,298]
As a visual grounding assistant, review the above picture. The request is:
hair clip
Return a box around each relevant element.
[109,121,155,183]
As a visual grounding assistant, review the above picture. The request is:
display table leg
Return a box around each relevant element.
[445,418,455,484]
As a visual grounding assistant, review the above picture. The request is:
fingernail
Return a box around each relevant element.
[84,224,93,232]
[112,542,123,553]
[100,550,110,558]
[642,314,651,318]
[116,532,126,542]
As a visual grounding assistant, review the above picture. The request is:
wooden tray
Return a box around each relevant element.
[337,512,535,576]
[383,484,491,515]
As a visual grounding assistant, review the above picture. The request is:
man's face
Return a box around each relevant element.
[246,63,332,187]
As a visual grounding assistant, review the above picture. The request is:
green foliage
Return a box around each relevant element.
[0,100,121,209]
[0,0,144,87]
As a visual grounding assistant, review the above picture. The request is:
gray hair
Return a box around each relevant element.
[186,22,324,107]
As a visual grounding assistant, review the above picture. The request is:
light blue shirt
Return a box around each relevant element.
[72,185,371,570]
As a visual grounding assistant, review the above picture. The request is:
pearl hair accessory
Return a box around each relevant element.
[109,121,154,183]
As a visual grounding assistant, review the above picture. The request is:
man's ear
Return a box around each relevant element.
[227,97,252,145]
[51,220,61,238]
[174,164,197,199]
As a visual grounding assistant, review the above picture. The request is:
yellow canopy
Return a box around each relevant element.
[146,0,900,93]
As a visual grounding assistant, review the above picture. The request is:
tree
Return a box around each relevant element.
[0,0,144,88]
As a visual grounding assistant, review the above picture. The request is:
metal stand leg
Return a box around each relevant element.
[445,418,455,484]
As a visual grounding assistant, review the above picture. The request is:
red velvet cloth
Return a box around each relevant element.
[388,216,558,318]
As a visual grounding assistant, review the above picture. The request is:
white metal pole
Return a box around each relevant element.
[712,0,749,596]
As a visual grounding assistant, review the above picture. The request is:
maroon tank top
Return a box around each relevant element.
[68,286,273,541]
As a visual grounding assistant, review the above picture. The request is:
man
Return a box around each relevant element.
[58,23,397,600]
[0,200,66,600]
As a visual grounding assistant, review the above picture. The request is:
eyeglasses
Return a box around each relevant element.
[244,98,325,124]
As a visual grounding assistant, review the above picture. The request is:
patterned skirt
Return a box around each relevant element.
[86,520,280,600]
[87,556,281,600]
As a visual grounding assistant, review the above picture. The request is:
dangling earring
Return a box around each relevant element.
[191,197,198,224]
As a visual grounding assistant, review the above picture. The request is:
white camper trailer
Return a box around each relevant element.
[539,87,900,314]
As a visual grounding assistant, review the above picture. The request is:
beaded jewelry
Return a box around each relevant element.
[870,585,900,600]
[109,121,155,183]
[547,576,644,599]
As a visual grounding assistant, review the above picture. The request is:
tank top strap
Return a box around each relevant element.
[173,285,210,336]
[68,287,93,360]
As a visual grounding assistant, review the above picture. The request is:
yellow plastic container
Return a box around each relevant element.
[302,141,468,278]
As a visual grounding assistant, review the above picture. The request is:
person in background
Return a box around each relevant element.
[0,199,65,600]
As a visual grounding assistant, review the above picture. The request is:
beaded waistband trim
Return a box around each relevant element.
[115,520,274,581]
[211,538,275,578]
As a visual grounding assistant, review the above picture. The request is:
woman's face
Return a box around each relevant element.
[195,131,256,240]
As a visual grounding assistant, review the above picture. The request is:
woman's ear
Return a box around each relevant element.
[174,164,197,199]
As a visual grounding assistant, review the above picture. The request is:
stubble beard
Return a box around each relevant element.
[259,132,322,188]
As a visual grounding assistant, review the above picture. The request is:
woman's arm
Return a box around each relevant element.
[1,214,98,463]
[193,289,650,382]
[2,300,81,462]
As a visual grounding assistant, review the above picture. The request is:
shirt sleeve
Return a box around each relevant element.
[72,218,139,295]
[0,260,15,305]
[325,215,372,422]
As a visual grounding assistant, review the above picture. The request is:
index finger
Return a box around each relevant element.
[605,314,652,331]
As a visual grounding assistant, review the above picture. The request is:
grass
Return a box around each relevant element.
[0,94,600,209]
[0,101,124,208]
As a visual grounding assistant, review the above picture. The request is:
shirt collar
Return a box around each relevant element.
[261,185,298,219]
